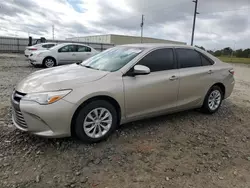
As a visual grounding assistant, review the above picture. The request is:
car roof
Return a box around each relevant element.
[58,42,91,46]
[33,42,56,46]
[55,43,92,48]
[121,43,193,49]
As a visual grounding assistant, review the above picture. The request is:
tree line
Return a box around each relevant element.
[195,46,250,58]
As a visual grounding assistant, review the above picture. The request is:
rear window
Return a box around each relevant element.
[176,49,202,68]
[200,53,214,66]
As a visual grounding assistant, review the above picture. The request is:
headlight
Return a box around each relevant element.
[22,90,72,105]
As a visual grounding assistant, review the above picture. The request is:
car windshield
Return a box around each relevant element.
[81,46,144,72]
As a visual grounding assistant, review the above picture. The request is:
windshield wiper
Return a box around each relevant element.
[79,64,99,70]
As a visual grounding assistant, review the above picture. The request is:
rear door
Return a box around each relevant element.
[175,48,215,110]
[123,48,180,120]
[57,45,78,64]
[75,45,93,62]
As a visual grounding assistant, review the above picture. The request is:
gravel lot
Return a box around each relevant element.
[0,54,250,188]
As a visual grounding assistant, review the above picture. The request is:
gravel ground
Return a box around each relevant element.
[0,54,250,188]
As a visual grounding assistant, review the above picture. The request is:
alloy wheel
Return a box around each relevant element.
[45,59,54,68]
[208,90,221,111]
[83,108,112,138]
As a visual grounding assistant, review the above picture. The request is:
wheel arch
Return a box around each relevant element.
[211,82,225,99]
[43,56,57,66]
[70,95,122,136]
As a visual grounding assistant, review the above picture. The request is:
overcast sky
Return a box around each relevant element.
[0,0,249,50]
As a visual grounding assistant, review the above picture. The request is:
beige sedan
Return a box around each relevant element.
[11,44,235,143]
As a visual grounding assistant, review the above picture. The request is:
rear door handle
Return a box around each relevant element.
[208,70,213,74]
[169,75,178,81]
[72,53,76,56]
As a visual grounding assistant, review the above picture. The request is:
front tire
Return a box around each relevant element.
[43,57,55,68]
[74,100,118,143]
[201,85,223,114]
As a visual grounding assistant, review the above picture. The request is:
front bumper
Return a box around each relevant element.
[11,91,75,138]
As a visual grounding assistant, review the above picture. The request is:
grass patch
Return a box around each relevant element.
[218,56,250,64]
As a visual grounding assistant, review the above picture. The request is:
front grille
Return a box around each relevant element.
[13,108,27,128]
[12,90,27,129]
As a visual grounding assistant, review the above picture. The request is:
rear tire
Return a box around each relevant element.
[43,57,55,68]
[74,100,118,143]
[201,85,223,114]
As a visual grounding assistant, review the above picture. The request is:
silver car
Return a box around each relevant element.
[11,44,235,143]
[28,43,98,68]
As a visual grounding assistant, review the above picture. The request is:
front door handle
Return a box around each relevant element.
[208,70,213,74]
[72,53,76,56]
[169,75,178,81]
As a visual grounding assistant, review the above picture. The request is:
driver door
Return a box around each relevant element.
[122,48,180,121]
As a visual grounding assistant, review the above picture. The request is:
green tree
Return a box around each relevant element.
[214,50,222,56]
[242,49,250,58]
[222,47,233,56]
[235,49,243,57]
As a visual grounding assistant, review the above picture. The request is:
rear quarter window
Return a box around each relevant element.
[196,51,215,66]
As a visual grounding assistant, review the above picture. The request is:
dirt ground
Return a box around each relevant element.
[0,54,250,188]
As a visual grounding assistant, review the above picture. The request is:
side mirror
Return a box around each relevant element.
[133,65,150,75]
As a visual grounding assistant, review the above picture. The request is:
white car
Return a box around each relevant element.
[28,43,98,68]
[24,43,57,57]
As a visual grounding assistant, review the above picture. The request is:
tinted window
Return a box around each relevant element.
[86,47,91,52]
[176,49,202,68]
[42,44,55,48]
[77,45,91,52]
[137,48,175,72]
[47,44,55,48]
[42,44,48,48]
[58,45,77,52]
[200,54,213,66]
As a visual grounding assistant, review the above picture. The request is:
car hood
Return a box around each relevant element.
[16,64,109,93]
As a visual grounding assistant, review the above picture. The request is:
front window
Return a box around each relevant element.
[81,47,144,72]
[137,48,176,72]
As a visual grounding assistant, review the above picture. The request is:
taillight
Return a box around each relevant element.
[229,69,234,75]
[29,48,37,51]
